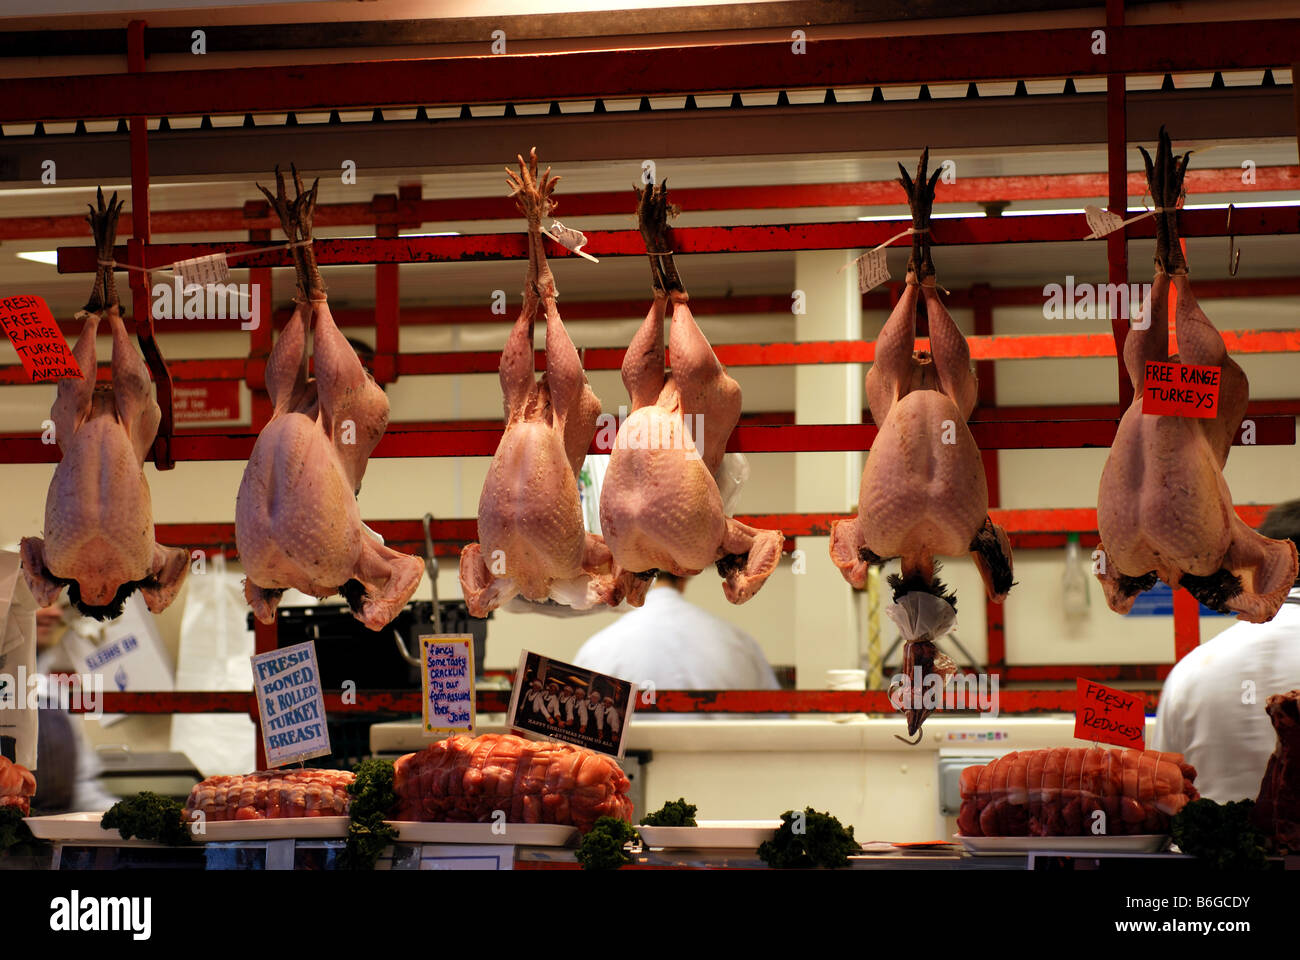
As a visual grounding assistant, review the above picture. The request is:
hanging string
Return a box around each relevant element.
[94,237,313,275]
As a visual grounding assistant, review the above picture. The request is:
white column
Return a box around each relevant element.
[793,249,864,688]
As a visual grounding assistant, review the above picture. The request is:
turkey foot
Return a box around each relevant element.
[460,149,627,616]
[20,188,190,620]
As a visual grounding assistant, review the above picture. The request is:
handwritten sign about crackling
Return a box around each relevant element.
[1074,678,1145,750]
[421,634,475,737]
[251,641,331,767]
[0,295,81,382]
[1143,361,1220,418]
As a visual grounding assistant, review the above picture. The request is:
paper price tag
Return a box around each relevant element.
[420,634,476,737]
[251,640,331,767]
[1074,678,1145,749]
[0,295,81,382]
[1143,361,1220,418]
[507,650,635,759]
[173,253,231,288]
[856,248,890,293]
[543,220,599,262]
[1083,205,1125,239]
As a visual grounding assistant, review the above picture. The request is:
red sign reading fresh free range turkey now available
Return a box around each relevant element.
[0,295,80,382]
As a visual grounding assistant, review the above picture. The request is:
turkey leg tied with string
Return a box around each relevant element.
[235,166,423,630]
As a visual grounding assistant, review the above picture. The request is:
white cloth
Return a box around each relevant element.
[604,704,621,735]
[1151,587,1300,802]
[574,587,780,691]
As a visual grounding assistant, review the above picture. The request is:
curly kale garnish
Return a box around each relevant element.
[640,798,698,827]
[1171,798,1268,870]
[575,817,639,871]
[100,792,192,845]
[757,807,860,869]
[340,758,398,870]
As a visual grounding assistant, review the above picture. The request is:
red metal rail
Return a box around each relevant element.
[54,207,1300,271]
[7,20,1300,123]
[0,418,1292,464]
[8,166,1297,241]
[139,504,1278,557]
[11,330,1300,387]
[74,688,1160,716]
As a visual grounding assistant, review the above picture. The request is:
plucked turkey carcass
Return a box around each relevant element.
[958,747,1198,837]
[460,149,631,617]
[20,189,189,620]
[829,151,1013,736]
[1095,129,1298,621]
[236,167,423,630]
[392,733,633,833]
[597,181,783,604]
[1252,690,1300,853]
[0,757,36,816]
[184,769,354,821]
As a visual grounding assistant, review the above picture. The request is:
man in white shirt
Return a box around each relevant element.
[1151,500,1300,802]
[574,573,780,692]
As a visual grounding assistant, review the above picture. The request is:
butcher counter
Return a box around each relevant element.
[372,714,1161,842]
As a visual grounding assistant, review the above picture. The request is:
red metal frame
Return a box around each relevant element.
[7,19,1300,123]
[6,166,1297,241]
[11,9,1299,723]
[54,206,1300,272]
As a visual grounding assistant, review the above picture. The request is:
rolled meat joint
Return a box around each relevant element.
[184,769,354,822]
[957,747,1198,837]
[1252,690,1300,853]
[1095,128,1298,622]
[0,757,37,816]
[235,166,423,630]
[598,181,784,605]
[20,188,189,620]
[459,148,632,617]
[392,733,634,833]
[829,150,1013,738]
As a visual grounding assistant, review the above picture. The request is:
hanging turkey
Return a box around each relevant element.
[20,188,189,619]
[236,167,423,630]
[1094,128,1297,621]
[829,150,1013,737]
[598,180,783,604]
[459,149,632,617]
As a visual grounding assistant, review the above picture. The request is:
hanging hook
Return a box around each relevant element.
[1227,203,1241,277]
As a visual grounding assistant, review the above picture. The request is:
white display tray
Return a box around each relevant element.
[26,811,160,845]
[385,821,579,847]
[637,820,782,850]
[189,817,351,842]
[956,833,1170,855]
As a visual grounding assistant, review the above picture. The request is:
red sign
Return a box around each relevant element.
[0,295,80,382]
[1074,678,1145,749]
[172,380,241,424]
[1143,360,1220,418]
